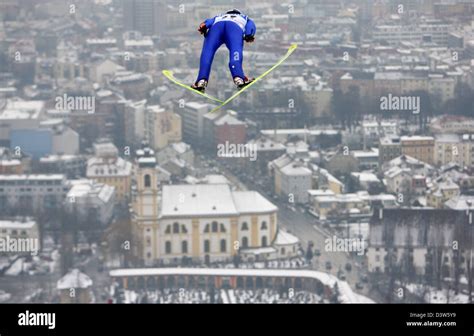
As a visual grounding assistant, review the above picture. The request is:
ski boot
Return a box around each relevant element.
[234,76,254,90]
[191,79,208,93]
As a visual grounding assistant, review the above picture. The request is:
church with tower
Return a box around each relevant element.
[130,143,299,266]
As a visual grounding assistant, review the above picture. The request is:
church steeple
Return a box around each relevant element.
[135,141,159,192]
[130,141,161,263]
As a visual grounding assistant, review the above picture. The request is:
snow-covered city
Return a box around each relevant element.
[0,2,473,329]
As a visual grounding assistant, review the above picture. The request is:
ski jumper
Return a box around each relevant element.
[197,13,256,82]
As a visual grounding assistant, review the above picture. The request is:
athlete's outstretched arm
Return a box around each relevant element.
[245,18,256,37]
[198,16,217,36]
[204,16,217,29]
[244,19,256,43]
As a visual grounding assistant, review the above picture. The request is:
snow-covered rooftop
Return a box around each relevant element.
[39,155,80,163]
[401,136,434,142]
[185,102,208,110]
[0,219,36,230]
[0,100,44,120]
[0,174,65,181]
[274,230,299,246]
[67,179,115,203]
[308,189,336,197]
[232,191,278,214]
[161,184,238,218]
[87,157,132,177]
[281,164,312,176]
[445,196,474,210]
[0,159,21,166]
[214,114,245,126]
[57,269,93,290]
[160,184,277,218]
[352,172,381,183]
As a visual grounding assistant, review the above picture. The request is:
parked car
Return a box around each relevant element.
[337,270,346,280]
[355,282,364,290]
[325,261,332,270]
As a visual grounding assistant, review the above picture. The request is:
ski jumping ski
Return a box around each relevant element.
[210,43,298,113]
[162,70,224,104]
[163,43,298,112]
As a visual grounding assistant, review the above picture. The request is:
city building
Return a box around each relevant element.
[438,164,474,191]
[0,147,24,174]
[428,74,455,103]
[145,105,182,151]
[401,136,435,165]
[270,154,313,204]
[426,180,460,208]
[351,172,382,192]
[379,137,402,166]
[155,142,194,177]
[259,129,340,146]
[38,155,86,179]
[445,195,474,211]
[316,167,344,195]
[384,167,414,195]
[373,21,452,45]
[0,100,45,147]
[124,100,146,148]
[362,120,400,144]
[351,148,379,170]
[324,149,359,176]
[368,209,473,278]
[434,134,474,168]
[110,72,152,100]
[66,179,116,226]
[430,115,474,134]
[339,71,375,97]
[212,113,247,149]
[57,269,93,303]
[131,160,279,265]
[302,82,333,119]
[178,102,209,144]
[383,154,434,196]
[267,230,300,260]
[308,191,373,221]
[86,142,132,202]
[244,137,286,175]
[2,151,31,177]
[123,0,166,36]
[67,90,127,148]
[0,218,40,254]
[0,174,68,213]
[87,59,125,84]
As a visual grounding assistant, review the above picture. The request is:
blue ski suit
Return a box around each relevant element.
[197,13,256,82]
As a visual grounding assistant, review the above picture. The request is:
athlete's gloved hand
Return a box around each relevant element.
[244,35,255,43]
[198,22,208,36]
